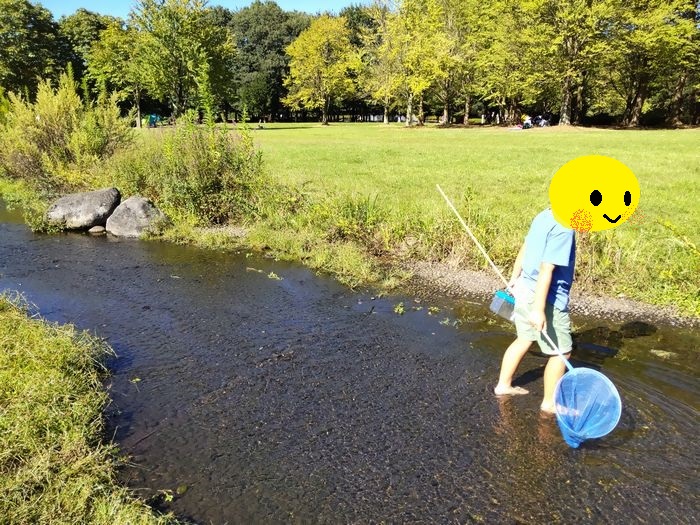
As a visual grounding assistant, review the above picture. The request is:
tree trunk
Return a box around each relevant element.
[383,104,389,124]
[322,96,330,125]
[417,96,425,126]
[668,72,688,128]
[573,77,586,125]
[624,79,648,128]
[463,94,471,126]
[135,87,142,129]
[406,93,413,127]
[560,75,573,126]
[442,105,449,126]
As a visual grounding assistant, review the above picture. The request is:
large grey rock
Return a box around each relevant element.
[47,188,121,230]
[106,196,167,238]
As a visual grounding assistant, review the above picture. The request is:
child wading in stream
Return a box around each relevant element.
[493,208,576,413]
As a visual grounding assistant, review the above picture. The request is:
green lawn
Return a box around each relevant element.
[250,123,699,314]
[252,123,697,234]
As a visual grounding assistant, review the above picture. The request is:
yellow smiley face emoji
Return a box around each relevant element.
[549,155,640,232]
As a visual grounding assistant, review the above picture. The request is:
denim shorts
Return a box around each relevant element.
[514,296,572,355]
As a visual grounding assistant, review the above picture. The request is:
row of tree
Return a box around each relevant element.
[285,0,700,127]
[1,0,698,127]
[0,0,312,124]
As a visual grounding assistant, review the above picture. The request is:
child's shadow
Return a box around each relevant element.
[512,365,545,388]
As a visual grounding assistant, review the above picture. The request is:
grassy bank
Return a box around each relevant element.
[1,117,698,317]
[246,123,699,315]
[0,295,178,524]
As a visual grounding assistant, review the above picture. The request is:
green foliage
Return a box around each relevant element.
[101,121,268,226]
[283,15,359,124]
[359,2,400,118]
[0,0,67,97]
[59,8,119,84]
[226,0,312,119]
[0,295,178,523]
[0,70,133,192]
[0,177,60,233]
[131,0,236,116]
[0,86,8,124]
[87,22,146,126]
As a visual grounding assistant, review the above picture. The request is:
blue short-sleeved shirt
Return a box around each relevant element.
[519,209,576,311]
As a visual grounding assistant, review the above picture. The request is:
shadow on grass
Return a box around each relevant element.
[247,125,319,131]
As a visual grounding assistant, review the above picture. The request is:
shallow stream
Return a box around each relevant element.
[1,202,698,523]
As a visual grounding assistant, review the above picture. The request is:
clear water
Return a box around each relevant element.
[1,202,698,523]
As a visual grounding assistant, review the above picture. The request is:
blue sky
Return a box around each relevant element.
[39,1,366,21]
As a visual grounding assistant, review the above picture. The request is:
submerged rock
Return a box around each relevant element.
[47,187,121,230]
[106,196,167,238]
[650,349,676,360]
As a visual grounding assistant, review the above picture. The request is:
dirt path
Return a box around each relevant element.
[407,261,700,329]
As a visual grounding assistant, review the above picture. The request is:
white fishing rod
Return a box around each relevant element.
[436,184,510,290]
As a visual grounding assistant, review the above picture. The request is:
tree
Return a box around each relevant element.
[359,1,401,124]
[663,0,700,127]
[531,0,616,126]
[283,15,358,125]
[0,0,67,96]
[340,4,378,121]
[611,0,698,127]
[432,0,477,125]
[340,4,376,48]
[59,8,119,86]
[388,0,450,126]
[87,22,147,126]
[130,0,236,117]
[227,1,311,121]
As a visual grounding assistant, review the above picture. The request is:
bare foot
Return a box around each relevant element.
[494,384,529,396]
[540,402,556,414]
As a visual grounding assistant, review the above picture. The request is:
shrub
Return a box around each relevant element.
[0,71,133,193]
[100,116,270,226]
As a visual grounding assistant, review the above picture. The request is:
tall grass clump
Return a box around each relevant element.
[0,70,132,193]
[0,294,177,523]
[0,70,133,231]
[100,116,270,227]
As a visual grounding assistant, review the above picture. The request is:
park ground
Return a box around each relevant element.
[240,123,699,320]
[0,123,697,521]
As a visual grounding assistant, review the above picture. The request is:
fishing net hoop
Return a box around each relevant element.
[554,367,622,447]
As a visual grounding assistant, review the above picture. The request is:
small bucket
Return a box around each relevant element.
[490,289,515,322]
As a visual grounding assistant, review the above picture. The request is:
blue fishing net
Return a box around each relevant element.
[554,367,622,448]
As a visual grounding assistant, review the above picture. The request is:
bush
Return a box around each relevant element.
[100,116,270,226]
[0,71,133,193]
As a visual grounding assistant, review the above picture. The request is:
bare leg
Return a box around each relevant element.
[540,353,569,412]
[494,338,533,395]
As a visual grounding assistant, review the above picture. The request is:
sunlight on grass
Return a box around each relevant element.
[251,123,699,314]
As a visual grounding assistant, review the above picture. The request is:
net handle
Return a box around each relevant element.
[437,184,573,372]
[540,330,574,371]
[436,185,510,290]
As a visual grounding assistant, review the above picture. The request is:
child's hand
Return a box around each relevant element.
[528,310,546,332]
